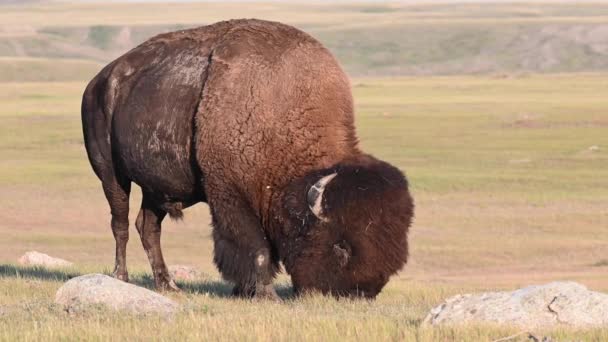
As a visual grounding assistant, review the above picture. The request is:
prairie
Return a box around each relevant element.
[1,74,607,340]
[1,1,607,341]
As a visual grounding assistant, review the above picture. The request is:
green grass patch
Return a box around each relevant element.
[0,57,102,82]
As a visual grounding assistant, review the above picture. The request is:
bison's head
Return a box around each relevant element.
[280,157,413,299]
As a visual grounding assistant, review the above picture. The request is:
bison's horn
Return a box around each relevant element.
[307,172,337,221]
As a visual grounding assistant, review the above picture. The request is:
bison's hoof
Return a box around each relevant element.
[232,285,251,298]
[112,271,129,283]
[254,284,281,301]
[157,278,181,292]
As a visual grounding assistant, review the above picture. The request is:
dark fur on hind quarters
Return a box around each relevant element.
[82,18,413,298]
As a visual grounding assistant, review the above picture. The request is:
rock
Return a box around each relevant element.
[18,251,73,268]
[55,274,178,315]
[424,282,608,328]
[168,265,205,281]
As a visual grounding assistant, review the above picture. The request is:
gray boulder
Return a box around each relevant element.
[424,281,608,328]
[18,251,73,268]
[55,274,178,315]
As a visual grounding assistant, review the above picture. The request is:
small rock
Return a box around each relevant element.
[55,274,178,315]
[589,145,600,152]
[168,265,204,281]
[424,281,608,328]
[18,251,73,268]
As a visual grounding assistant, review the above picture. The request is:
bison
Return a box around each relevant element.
[82,19,413,299]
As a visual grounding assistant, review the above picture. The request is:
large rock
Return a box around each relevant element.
[424,282,608,328]
[18,251,73,268]
[55,274,178,315]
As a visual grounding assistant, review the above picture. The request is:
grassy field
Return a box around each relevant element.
[1,73,607,340]
[1,1,608,341]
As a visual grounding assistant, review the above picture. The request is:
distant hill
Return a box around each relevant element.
[1,2,608,81]
[0,0,42,4]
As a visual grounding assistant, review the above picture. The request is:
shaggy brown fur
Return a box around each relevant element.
[82,19,413,298]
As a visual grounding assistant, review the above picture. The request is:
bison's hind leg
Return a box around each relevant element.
[135,194,179,291]
[101,175,132,283]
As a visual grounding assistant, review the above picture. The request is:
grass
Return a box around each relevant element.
[3,269,608,341]
[0,57,102,82]
[0,73,607,340]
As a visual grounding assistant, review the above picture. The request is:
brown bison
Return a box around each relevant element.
[82,19,413,299]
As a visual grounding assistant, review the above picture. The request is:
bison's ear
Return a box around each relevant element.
[333,241,351,267]
[307,173,337,221]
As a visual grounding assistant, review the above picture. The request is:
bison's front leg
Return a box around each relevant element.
[224,247,279,300]
[209,187,280,300]
[213,234,280,300]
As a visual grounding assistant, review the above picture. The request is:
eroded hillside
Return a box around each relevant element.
[1,2,608,81]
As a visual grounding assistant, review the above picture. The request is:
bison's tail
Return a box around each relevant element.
[163,203,184,221]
